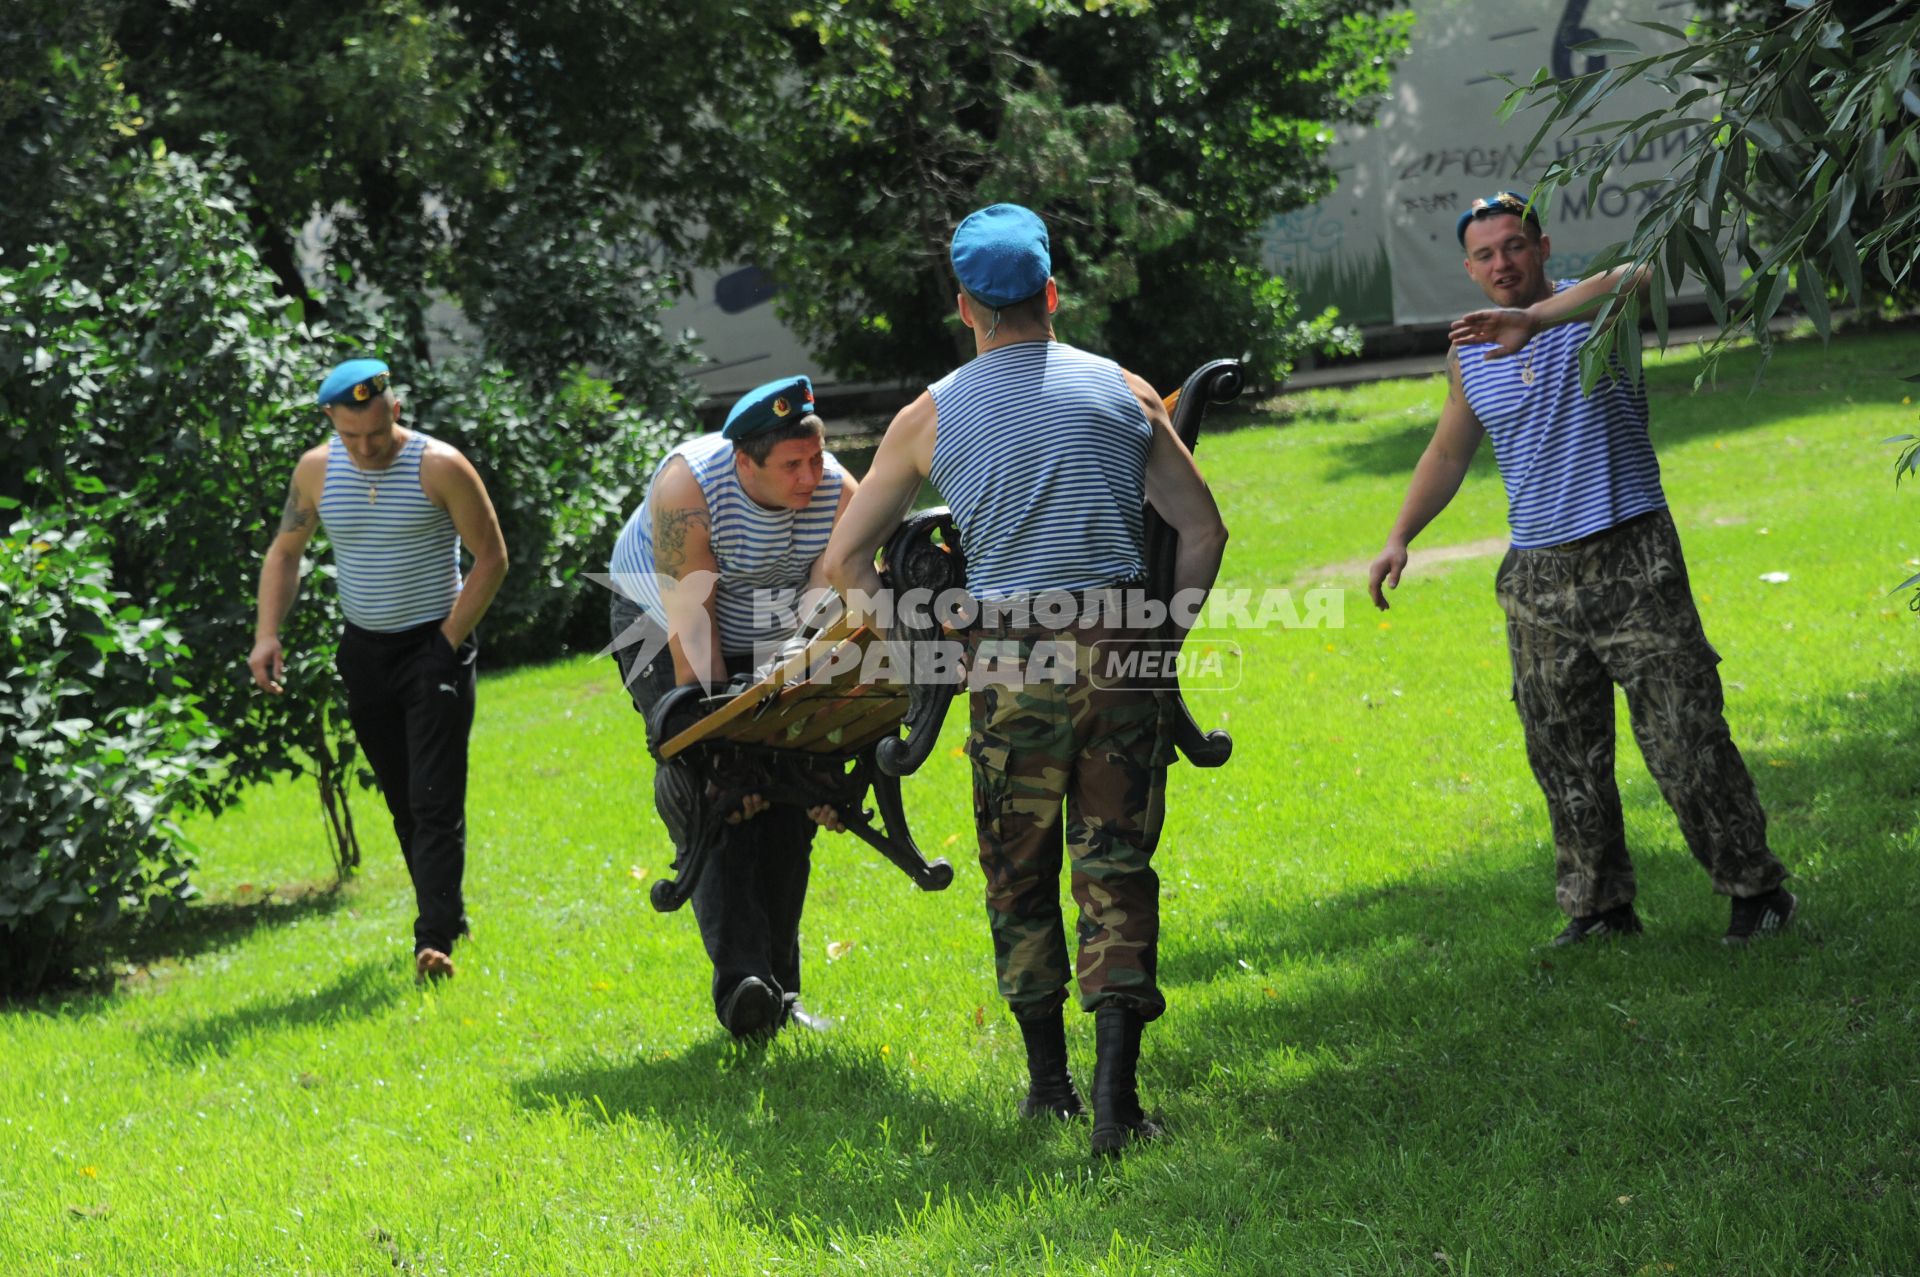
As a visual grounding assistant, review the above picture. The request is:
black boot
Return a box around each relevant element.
[1015,1009,1084,1120]
[1090,1004,1162,1157]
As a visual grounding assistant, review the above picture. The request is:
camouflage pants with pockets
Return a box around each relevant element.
[965,614,1171,1023]
[1495,509,1787,917]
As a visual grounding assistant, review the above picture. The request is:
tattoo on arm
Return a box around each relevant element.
[277,480,316,535]
[653,507,709,581]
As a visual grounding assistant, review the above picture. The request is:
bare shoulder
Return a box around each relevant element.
[882,391,937,469]
[649,454,707,511]
[889,390,936,436]
[1120,368,1173,429]
[417,431,474,470]
[417,434,487,496]
[1120,367,1162,400]
[290,442,329,493]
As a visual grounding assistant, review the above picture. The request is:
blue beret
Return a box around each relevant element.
[317,358,391,407]
[950,204,1051,308]
[722,375,817,441]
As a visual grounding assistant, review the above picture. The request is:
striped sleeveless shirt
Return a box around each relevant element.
[317,432,462,632]
[928,341,1150,600]
[1456,279,1667,549]
[608,433,845,653]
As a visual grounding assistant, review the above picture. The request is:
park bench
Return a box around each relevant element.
[639,358,1245,914]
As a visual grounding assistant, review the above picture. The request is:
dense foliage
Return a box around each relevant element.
[717,0,1411,389]
[0,14,688,983]
[0,511,214,992]
[1499,0,1919,386]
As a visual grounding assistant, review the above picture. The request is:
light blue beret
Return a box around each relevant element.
[950,204,1051,308]
[317,358,391,408]
[722,376,817,441]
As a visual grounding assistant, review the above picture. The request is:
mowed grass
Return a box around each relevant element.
[5,327,1920,1274]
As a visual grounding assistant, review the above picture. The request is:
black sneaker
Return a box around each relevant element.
[1724,887,1797,945]
[719,976,782,1040]
[1551,902,1643,947]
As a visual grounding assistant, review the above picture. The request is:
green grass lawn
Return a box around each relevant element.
[6,327,1920,1274]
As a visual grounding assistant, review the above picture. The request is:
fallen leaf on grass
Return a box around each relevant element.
[67,1203,110,1220]
[628,865,648,881]
[973,1005,985,1027]
[826,939,854,961]
[1616,1194,1634,1205]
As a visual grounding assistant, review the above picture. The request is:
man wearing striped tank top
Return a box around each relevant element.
[607,376,857,1041]
[1366,192,1794,948]
[249,359,508,983]
[822,204,1228,1158]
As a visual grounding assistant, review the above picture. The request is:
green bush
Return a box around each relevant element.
[0,32,692,983]
[0,509,216,994]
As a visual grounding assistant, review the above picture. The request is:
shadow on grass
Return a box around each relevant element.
[116,881,350,971]
[1126,674,1920,1256]
[2,880,352,1010]
[145,957,402,1064]
[511,1031,1074,1237]
[510,672,1920,1264]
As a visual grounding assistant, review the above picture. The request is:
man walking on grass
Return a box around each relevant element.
[606,375,854,1042]
[1366,191,1794,946]
[249,358,508,982]
[821,204,1228,1157]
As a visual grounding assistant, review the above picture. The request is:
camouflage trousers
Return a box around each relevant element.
[1495,509,1787,917]
[965,619,1171,1022]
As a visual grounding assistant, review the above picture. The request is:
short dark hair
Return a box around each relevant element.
[966,288,1050,333]
[1456,191,1544,246]
[735,413,824,465]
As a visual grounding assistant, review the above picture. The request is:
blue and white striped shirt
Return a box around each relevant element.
[928,341,1151,600]
[609,434,845,653]
[317,432,462,632]
[1457,279,1667,549]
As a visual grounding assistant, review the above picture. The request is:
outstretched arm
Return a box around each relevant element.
[249,451,325,694]
[1367,351,1486,610]
[1449,264,1651,356]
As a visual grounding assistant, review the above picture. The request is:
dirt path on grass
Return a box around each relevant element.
[1295,536,1510,586]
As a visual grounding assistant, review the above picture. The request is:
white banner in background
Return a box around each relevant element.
[1266,0,1708,329]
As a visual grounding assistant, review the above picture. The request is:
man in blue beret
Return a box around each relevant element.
[820,203,1229,1157]
[1366,191,1793,946]
[249,358,509,982]
[607,375,859,1040]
